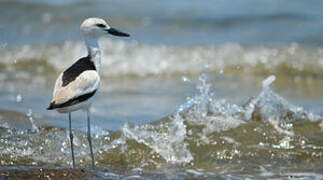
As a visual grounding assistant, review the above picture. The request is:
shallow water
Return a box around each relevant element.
[1,0,323,179]
[1,62,323,179]
[1,43,323,179]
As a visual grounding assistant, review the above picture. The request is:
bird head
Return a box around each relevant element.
[80,17,130,39]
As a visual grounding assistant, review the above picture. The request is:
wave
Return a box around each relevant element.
[1,41,323,79]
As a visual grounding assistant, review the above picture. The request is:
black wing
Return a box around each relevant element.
[62,56,96,87]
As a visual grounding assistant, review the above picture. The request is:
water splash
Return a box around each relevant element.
[121,116,193,164]
[26,109,39,133]
[179,72,245,137]
[262,75,276,88]
[175,72,322,144]
[244,75,321,122]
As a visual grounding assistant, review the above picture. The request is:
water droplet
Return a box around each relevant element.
[262,75,276,88]
[188,129,193,136]
[27,109,32,117]
[15,93,23,103]
[182,76,191,82]
[27,109,39,132]
[234,149,239,154]
[204,63,210,70]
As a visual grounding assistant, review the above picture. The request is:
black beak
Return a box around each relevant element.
[106,27,130,37]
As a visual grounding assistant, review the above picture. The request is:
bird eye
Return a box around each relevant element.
[96,24,106,28]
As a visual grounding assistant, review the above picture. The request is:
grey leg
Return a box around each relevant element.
[69,112,75,168]
[87,109,95,168]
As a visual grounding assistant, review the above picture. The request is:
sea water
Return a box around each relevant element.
[0,0,323,179]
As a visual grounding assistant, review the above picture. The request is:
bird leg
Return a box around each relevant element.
[69,112,75,168]
[87,109,95,169]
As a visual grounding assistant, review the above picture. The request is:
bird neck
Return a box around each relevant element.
[85,38,101,73]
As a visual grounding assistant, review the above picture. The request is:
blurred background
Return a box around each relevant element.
[2,0,323,47]
[0,0,323,178]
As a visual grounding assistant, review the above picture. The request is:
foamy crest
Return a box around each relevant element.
[1,41,323,78]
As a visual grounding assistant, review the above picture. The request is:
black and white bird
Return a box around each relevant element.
[47,17,130,168]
